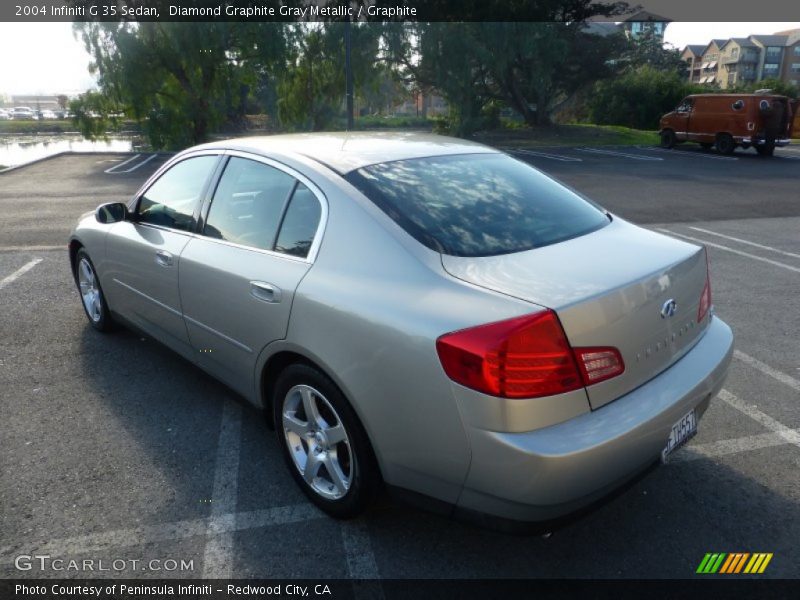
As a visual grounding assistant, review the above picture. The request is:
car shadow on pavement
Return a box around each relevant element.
[75,324,800,579]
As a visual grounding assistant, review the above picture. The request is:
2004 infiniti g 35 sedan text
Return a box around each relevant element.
[69,133,733,527]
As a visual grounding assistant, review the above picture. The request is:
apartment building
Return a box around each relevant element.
[684,29,800,90]
[681,45,706,84]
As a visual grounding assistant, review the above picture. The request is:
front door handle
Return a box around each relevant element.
[155,250,174,267]
[250,281,282,303]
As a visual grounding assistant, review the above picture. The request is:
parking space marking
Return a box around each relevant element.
[639,147,738,161]
[104,153,159,174]
[508,148,583,162]
[0,245,62,253]
[202,399,243,579]
[0,504,323,562]
[687,227,800,259]
[674,430,795,463]
[342,520,384,599]
[656,229,800,274]
[576,147,663,161]
[0,258,43,290]
[718,389,800,447]
[104,154,141,174]
[734,350,800,393]
[118,153,159,173]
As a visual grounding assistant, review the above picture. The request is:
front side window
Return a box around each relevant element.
[204,157,296,251]
[345,153,609,257]
[137,156,218,231]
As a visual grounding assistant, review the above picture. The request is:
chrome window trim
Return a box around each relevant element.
[128,148,329,265]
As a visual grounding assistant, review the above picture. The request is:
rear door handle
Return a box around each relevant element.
[250,281,282,303]
[155,250,174,267]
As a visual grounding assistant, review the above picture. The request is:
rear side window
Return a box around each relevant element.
[204,157,295,251]
[344,153,609,257]
[275,183,322,258]
[138,155,218,231]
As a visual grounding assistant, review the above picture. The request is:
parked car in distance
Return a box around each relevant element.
[39,109,57,120]
[68,133,734,528]
[9,106,36,120]
[659,93,795,156]
[0,109,10,120]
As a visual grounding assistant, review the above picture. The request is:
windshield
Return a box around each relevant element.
[344,153,609,257]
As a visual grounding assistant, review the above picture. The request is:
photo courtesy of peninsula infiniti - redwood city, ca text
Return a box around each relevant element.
[68,133,733,527]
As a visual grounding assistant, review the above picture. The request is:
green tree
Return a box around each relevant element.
[733,78,799,98]
[277,23,382,130]
[588,66,702,129]
[385,17,628,135]
[73,21,288,149]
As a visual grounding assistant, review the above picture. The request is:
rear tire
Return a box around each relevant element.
[74,249,116,332]
[659,130,676,149]
[715,133,736,155]
[273,363,379,518]
[755,142,775,157]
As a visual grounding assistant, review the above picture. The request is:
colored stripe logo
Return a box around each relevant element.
[696,552,773,574]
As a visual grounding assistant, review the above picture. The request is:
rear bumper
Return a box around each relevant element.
[739,137,791,147]
[456,315,734,523]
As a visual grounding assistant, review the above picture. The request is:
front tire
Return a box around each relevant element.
[74,249,115,332]
[660,130,676,149]
[715,133,736,155]
[273,363,379,518]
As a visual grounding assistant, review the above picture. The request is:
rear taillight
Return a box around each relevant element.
[436,310,582,399]
[697,250,712,323]
[436,310,624,399]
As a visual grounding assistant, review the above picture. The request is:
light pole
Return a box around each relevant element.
[345,17,354,130]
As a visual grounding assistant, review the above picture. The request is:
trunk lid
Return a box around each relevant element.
[441,218,711,409]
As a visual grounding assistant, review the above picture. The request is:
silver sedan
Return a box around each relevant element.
[69,133,733,526]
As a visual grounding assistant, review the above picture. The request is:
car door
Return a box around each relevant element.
[673,97,693,141]
[104,153,221,360]
[178,153,326,398]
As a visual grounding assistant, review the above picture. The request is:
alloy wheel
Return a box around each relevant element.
[281,384,354,500]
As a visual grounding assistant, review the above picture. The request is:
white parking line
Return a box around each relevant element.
[576,147,663,161]
[674,431,794,463]
[0,504,322,561]
[104,153,159,174]
[117,153,158,173]
[734,350,800,393]
[510,148,583,162]
[103,154,141,174]
[718,389,800,447]
[640,147,738,161]
[0,245,63,253]
[687,227,800,259]
[342,520,384,599]
[202,399,242,579]
[0,258,43,290]
[656,229,800,274]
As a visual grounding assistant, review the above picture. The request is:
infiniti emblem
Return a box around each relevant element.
[660,299,678,318]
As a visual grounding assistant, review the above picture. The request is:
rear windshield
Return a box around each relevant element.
[344,153,609,257]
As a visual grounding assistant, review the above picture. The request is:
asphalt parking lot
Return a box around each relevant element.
[1,145,798,586]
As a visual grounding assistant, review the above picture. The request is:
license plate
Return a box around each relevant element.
[661,409,697,462]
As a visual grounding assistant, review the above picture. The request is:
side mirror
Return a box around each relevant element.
[95,202,128,224]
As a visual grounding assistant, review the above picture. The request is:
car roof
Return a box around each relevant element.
[193,132,499,173]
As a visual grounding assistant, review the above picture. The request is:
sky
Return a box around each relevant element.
[1,21,800,97]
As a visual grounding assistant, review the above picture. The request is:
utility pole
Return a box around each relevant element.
[345,17,354,130]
